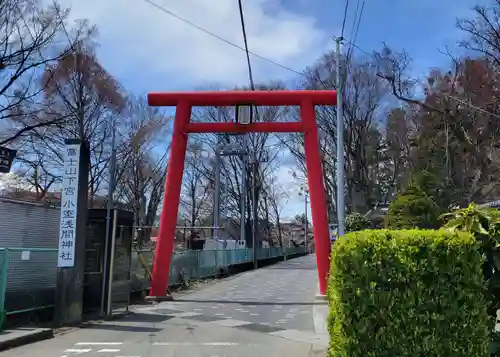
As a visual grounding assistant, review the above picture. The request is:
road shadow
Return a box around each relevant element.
[174,299,327,306]
[81,323,162,333]
[80,313,174,333]
[264,265,317,270]
[120,313,175,323]
[264,261,317,270]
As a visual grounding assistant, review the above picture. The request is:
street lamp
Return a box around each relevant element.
[236,105,252,124]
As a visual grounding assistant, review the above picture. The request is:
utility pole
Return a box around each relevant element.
[101,117,117,315]
[335,36,345,237]
[240,152,247,246]
[251,152,258,269]
[213,150,221,239]
[304,192,309,253]
[223,174,229,220]
[235,105,254,265]
[264,191,270,240]
[213,108,223,240]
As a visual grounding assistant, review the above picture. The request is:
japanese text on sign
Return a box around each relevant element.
[57,144,80,268]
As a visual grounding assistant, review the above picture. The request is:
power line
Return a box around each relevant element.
[142,0,375,81]
[143,0,303,76]
[236,0,258,267]
[237,0,255,90]
[347,0,360,43]
[445,94,500,120]
[350,0,365,56]
[344,42,500,119]
[346,0,365,64]
[347,42,500,119]
[349,42,372,56]
[340,0,349,38]
[143,0,500,122]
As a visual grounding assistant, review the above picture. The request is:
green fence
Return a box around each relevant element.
[169,247,306,285]
[131,247,308,291]
[0,246,308,329]
[0,247,58,329]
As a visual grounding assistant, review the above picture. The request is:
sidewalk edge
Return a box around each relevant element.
[0,328,53,352]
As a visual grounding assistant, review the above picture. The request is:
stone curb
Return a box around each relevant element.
[0,328,53,352]
[0,310,133,351]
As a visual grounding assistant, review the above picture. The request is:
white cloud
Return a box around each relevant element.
[276,163,301,196]
[274,162,308,220]
[43,0,329,220]
[0,172,31,192]
[55,0,329,86]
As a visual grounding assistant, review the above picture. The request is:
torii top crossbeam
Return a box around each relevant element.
[148,90,337,107]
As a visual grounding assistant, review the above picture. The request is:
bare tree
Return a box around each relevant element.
[380,107,414,202]
[457,1,500,68]
[191,87,286,243]
[114,96,170,244]
[285,50,389,216]
[264,174,289,248]
[13,135,58,200]
[0,0,94,145]
[180,141,213,228]
[15,42,125,204]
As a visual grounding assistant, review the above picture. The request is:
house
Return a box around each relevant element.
[268,222,313,247]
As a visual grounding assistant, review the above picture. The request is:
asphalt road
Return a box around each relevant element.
[157,254,320,331]
[2,255,328,357]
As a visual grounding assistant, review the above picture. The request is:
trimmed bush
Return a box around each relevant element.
[327,229,489,357]
[345,213,371,232]
[385,185,440,229]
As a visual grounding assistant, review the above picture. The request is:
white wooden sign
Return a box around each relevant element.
[57,143,81,268]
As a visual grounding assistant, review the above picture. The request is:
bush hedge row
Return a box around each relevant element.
[327,229,489,357]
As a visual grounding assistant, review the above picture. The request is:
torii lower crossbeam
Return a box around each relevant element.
[147,90,336,297]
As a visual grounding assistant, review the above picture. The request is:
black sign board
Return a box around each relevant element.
[0,146,17,173]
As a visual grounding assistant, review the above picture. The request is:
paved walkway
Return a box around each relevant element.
[2,255,328,357]
[151,255,319,331]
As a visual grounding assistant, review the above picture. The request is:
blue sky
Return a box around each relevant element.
[94,0,484,91]
[54,0,487,220]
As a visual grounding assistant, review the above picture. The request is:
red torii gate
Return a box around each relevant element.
[147,90,336,297]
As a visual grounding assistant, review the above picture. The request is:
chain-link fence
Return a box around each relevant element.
[0,248,58,329]
[130,247,308,292]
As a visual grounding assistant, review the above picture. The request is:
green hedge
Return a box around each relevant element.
[327,229,489,357]
[385,186,440,229]
[345,213,371,232]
